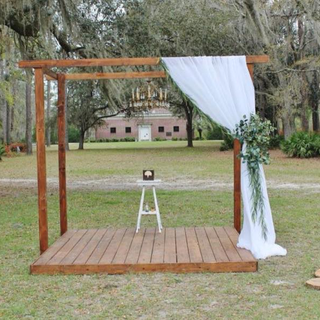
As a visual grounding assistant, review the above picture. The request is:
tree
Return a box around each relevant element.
[67,81,128,149]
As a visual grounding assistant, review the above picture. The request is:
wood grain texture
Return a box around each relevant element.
[164,228,176,263]
[224,226,255,262]
[30,227,257,275]
[31,261,257,275]
[233,138,241,233]
[19,57,161,68]
[86,228,116,264]
[176,227,190,263]
[19,55,268,69]
[138,228,156,264]
[33,230,76,266]
[46,229,87,265]
[73,229,107,265]
[185,227,202,263]
[34,68,48,254]
[315,269,320,278]
[195,227,216,263]
[205,227,229,262]
[306,278,320,290]
[43,68,58,80]
[215,227,241,262]
[64,71,166,81]
[57,74,67,235]
[125,229,145,264]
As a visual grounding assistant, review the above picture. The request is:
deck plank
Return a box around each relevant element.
[61,229,98,265]
[112,228,136,264]
[185,227,203,263]
[164,228,176,263]
[73,229,107,265]
[47,230,87,265]
[215,227,241,262]
[224,227,256,261]
[138,228,156,264]
[195,227,216,263]
[33,230,76,266]
[86,228,116,264]
[151,229,165,263]
[99,228,127,264]
[30,227,257,275]
[176,227,190,263]
[125,229,145,264]
[205,227,229,262]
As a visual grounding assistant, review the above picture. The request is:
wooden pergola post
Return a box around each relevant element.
[57,74,67,235]
[34,68,48,253]
[233,62,256,233]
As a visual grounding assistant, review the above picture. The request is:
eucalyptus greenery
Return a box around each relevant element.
[234,114,275,240]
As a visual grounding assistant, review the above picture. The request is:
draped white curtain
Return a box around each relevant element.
[162,56,287,259]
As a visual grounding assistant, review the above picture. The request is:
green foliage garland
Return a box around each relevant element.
[234,114,275,240]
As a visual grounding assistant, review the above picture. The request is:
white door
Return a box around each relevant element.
[139,125,151,141]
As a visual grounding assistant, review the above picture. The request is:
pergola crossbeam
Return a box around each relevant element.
[46,71,166,81]
[18,55,269,69]
[43,68,58,80]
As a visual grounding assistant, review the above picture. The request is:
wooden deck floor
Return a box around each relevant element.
[31,227,257,274]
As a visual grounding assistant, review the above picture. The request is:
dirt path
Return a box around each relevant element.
[1,177,319,192]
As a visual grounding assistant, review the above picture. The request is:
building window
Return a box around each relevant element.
[173,126,180,132]
[158,126,164,133]
[110,127,116,134]
[125,127,131,133]
[166,132,172,137]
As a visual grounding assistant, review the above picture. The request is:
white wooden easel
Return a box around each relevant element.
[136,179,163,233]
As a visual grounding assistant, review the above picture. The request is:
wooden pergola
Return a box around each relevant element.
[19,55,269,275]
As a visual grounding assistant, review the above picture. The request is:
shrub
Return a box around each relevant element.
[123,137,135,142]
[111,138,119,142]
[220,132,234,151]
[68,126,80,143]
[172,137,178,141]
[269,134,284,149]
[154,137,166,141]
[0,144,5,161]
[206,123,224,140]
[281,132,320,158]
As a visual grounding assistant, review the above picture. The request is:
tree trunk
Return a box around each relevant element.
[184,101,193,147]
[198,129,202,139]
[300,73,309,131]
[1,58,7,144]
[46,80,51,147]
[79,129,85,150]
[310,71,319,132]
[283,116,295,139]
[5,101,10,144]
[25,70,33,155]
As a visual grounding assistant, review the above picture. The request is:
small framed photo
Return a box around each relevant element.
[143,170,154,181]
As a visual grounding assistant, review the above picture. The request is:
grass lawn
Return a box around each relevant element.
[1,141,320,319]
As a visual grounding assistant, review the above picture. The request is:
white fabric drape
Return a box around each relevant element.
[162,56,287,259]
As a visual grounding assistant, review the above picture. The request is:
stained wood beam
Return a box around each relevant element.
[43,68,58,80]
[46,71,166,81]
[57,74,67,236]
[19,55,269,69]
[233,139,241,233]
[34,68,48,254]
[245,55,269,63]
[19,57,161,68]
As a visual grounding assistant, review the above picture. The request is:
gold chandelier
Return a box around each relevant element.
[129,80,169,111]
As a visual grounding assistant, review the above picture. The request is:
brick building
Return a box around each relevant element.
[95,108,187,141]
